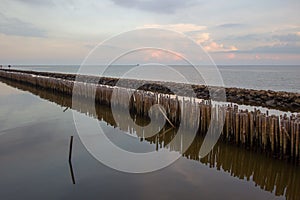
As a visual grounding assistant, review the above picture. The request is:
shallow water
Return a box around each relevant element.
[0,79,299,200]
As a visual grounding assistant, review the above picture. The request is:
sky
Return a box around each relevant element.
[0,0,299,65]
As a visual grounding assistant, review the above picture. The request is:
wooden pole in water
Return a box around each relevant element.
[283,123,288,155]
[291,120,294,159]
[296,121,299,162]
[69,136,74,162]
[245,112,249,144]
[256,113,260,142]
[262,116,267,150]
[68,136,75,184]
[274,117,279,154]
[270,117,275,153]
[226,110,230,139]
[249,112,254,147]
[279,117,283,157]
[235,112,239,144]
[242,113,246,144]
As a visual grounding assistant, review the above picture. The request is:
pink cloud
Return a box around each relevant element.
[143,49,183,62]
[227,53,236,59]
[194,32,238,52]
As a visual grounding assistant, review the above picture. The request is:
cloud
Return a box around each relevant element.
[227,53,236,59]
[193,32,210,43]
[0,34,89,64]
[222,30,300,46]
[223,33,272,43]
[272,33,300,42]
[0,13,46,37]
[140,23,206,33]
[143,49,183,62]
[13,0,54,6]
[192,32,238,52]
[110,0,197,14]
[216,23,245,29]
[219,31,300,54]
[251,44,300,54]
[204,42,237,52]
[138,24,237,52]
[231,43,300,55]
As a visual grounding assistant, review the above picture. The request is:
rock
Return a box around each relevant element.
[291,102,300,109]
[266,99,276,107]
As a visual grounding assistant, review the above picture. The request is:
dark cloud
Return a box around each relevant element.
[110,0,197,14]
[231,44,300,54]
[215,31,300,54]
[251,44,300,54]
[216,23,245,28]
[223,33,272,42]
[0,13,46,37]
[221,32,300,45]
[272,33,300,42]
[13,0,54,6]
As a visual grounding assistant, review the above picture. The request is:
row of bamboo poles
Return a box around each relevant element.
[222,106,300,160]
[0,70,299,162]
[1,76,299,200]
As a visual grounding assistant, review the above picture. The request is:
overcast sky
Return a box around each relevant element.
[0,0,299,64]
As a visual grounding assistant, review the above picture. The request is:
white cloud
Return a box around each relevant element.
[193,32,210,43]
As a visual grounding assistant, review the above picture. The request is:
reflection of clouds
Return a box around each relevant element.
[0,84,67,133]
[136,157,283,200]
[0,82,24,96]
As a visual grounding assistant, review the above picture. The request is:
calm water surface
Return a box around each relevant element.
[0,78,299,200]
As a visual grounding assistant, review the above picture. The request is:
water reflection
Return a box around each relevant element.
[66,135,75,184]
[0,78,299,200]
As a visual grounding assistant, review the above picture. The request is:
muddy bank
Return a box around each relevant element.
[0,69,299,112]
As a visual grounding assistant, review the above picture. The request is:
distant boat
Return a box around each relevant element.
[136,63,139,66]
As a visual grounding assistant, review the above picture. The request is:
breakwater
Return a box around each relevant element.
[0,77,299,200]
[1,69,299,112]
[0,69,299,162]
